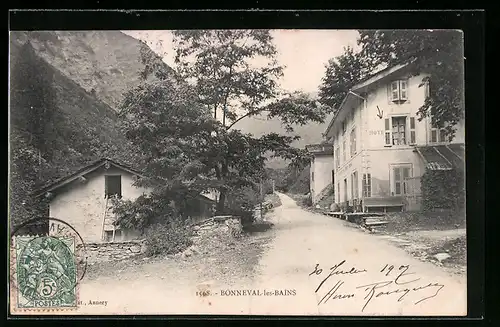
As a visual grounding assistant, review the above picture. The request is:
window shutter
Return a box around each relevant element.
[367,173,371,197]
[409,117,416,145]
[402,167,410,194]
[431,130,437,143]
[394,167,401,195]
[399,80,408,100]
[384,118,391,146]
[439,129,447,143]
[350,128,356,157]
[390,81,400,101]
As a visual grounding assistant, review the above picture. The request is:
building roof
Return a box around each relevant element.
[32,158,145,198]
[324,62,411,138]
[305,143,334,155]
[415,143,465,172]
[33,157,217,203]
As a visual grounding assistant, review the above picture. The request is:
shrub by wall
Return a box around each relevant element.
[421,169,465,211]
[144,220,193,257]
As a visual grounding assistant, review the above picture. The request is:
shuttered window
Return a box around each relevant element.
[388,79,409,102]
[392,166,411,196]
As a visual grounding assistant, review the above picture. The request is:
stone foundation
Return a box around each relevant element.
[78,240,146,265]
[192,216,242,238]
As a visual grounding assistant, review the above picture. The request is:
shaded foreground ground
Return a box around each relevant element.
[56,193,465,315]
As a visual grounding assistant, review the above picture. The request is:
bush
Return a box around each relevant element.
[144,220,193,257]
[226,186,261,227]
[421,169,465,211]
[301,194,313,207]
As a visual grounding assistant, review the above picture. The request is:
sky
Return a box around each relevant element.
[122,30,360,94]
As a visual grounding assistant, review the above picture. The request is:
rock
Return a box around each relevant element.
[434,253,451,262]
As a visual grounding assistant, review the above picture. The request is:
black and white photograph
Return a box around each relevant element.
[9,27,468,315]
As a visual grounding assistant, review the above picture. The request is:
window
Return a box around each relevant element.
[392,116,407,145]
[424,80,431,98]
[335,148,340,168]
[105,175,122,198]
[342,120,347,134]
[337,182,341,203]
[362,173,372,198]
[311,172,315,182]
[350,128,357,157]
[392,165,411,196]
[430,115,449,143]
[342,140,346,162]
[351,171,359,200]
[389,80,408,102]
[105,229,121,242]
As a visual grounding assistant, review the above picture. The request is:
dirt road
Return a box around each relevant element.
[75,192,466,316]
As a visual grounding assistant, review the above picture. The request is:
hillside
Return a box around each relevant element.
[10,31,170,110]
[9,32,167,225]
[232,113,333,169]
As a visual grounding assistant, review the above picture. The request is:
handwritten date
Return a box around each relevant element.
[309,261,445,312]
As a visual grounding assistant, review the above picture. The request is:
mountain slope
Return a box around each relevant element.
[11,31,170,110]
[9,32,156,225]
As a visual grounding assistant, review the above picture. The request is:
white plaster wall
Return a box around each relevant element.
[49,166,150,243]
[310,155,334,203]
[364,148,425,197]
[330,72,465,204]
[333,152,363,204]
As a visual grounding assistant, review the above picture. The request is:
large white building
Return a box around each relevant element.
[323,63,465,212]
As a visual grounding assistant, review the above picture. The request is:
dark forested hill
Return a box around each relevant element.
[9,31,170,226]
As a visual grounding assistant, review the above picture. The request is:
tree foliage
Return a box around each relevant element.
[119,30,331,217]
[319,30,464,139]
[358,30,464,138]
[318,46,370,112]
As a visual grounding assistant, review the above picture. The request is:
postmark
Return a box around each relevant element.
[9,217,88,313]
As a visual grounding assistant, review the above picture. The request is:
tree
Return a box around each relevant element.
[172,30,330,212]
[121,30,330,216]
[10,39,59,226]
[318,46,370,112]
[357,30,464,138]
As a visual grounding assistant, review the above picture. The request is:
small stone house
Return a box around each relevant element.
[33,158,215,243]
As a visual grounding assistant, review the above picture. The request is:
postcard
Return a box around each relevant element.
[9,28,466,316]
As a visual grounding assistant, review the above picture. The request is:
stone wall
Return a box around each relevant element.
[79,240,146,265]
[192,216,243,238]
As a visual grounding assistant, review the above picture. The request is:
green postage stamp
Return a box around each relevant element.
[11,235,78,310]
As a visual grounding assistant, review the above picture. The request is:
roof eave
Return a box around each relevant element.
[324,92,353,137]
[32,158,146,198]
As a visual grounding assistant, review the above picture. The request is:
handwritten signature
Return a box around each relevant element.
[309,261,445,312]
